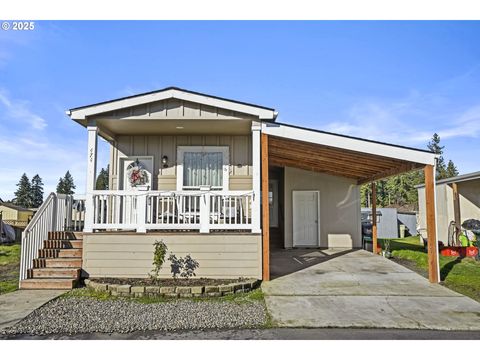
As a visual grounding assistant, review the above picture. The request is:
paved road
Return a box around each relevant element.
[263,249,480,330]
[2,328,480,340]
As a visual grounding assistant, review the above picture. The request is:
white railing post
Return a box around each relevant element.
[251,121,262,233]
[137,193,147,233]
[84,125,98,232]
[200,191,211,233]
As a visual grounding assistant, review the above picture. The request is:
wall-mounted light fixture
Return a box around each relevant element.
[162,155,169,168]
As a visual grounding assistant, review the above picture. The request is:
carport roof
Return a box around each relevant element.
[262,121,437,184]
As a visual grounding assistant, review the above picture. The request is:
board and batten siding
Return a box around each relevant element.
[82,233,262,279]
[109,135,252,191]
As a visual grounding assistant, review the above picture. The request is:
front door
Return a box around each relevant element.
[292,190,320,247]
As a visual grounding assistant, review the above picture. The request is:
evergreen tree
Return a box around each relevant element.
[31,174,44,207]
[56,171,76,195]
[427,133,448,180]
[13,173,33,208]
[445,160,459,178]
[95,166,109,190]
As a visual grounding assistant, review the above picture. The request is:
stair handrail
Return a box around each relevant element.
[19,192,58,282]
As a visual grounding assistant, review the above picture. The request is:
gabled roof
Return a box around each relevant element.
[67,86,277,121]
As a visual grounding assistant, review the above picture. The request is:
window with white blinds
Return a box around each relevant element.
[177,146,229,190]
[183,152,223,188]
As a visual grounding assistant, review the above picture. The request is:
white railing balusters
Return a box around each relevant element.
[19,193,85,282]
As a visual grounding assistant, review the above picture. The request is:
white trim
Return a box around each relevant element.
[68,88,276,120]
[251,123,261,233]
[84,126,98,232]
[262,122,437,165]
[292,190,320,247]
[176,146,229,191]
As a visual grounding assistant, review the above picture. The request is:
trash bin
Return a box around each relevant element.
[399,224,406,238]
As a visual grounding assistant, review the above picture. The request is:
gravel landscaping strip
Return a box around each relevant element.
[1,296,267,336]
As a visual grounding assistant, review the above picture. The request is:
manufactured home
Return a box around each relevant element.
[19,87,441,289]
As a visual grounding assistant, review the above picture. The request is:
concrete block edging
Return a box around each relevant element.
[85,279,261,298]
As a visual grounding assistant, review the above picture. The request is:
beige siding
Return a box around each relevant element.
[418,180,480,242]
[91,99,257,121]
[283,167,362,248]
[111,135,253,191]
[82,233,262,279]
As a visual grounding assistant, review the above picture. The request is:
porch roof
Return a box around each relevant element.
[262,122,437,184]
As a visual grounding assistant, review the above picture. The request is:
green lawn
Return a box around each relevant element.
[379,236,480,302]
[0,244,20,294]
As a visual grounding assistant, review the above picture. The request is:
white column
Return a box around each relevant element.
[84,125,98,232]
[251,121,261,233]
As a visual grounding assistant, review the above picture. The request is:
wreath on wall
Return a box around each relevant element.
[127,159,149,187]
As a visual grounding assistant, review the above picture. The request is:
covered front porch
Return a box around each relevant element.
[68,88,275,236]
[260,122,441,283]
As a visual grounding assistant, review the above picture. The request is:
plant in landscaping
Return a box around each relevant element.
[149,240,168,282]
[167,253,200,279]
[181,255,199,279]
[168,253,183,279]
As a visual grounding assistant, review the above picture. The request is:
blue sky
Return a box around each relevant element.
[1,21,480,200]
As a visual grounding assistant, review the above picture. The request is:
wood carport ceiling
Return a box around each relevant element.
[268,136,424,184]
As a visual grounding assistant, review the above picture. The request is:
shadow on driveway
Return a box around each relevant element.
[270,248,359,280]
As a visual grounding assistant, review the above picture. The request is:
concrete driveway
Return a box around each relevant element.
[262,249,480,330]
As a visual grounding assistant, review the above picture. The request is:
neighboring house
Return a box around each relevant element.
[361,207,418,239]
[417,171,480,245]
[0,202,34,241]
[0,203,34,227]
[18,87,441,289]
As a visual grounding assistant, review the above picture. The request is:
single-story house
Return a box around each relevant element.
[19,87,441,289]
[417,171,480,245]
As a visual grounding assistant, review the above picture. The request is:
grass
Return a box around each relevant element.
[379,236,480,302]
[0,244,20,295]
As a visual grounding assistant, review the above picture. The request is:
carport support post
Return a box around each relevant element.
[371,182,378,254]
[261,133,270,281]
[424,164,440,283]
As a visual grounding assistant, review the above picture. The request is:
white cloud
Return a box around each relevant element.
[0,88,110,200]
[0,89,47,130]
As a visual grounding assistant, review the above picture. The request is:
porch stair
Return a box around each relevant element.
[20,231,83,290]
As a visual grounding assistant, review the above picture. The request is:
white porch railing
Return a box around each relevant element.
[90,190,254,232]
[19,193,86,281]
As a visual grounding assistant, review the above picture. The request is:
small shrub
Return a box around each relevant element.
[181,255,199,279]
[149,240,168,282]
[168,253,183,279]
[167,253,200,280]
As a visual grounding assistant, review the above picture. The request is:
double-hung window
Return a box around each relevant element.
[177,146,229,190]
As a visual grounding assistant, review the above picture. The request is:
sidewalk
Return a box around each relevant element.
[0,290,66,331]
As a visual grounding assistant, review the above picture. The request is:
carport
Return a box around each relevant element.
[260,122,440,283]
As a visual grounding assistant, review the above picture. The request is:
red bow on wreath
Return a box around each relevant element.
[130,169,141,183]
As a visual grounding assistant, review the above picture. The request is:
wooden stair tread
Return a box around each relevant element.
[32,268,80,279]
[20,278,76,290]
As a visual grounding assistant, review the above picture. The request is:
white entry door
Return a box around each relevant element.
[293,190,320,247]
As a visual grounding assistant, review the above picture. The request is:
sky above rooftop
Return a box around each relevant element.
[1,21,480,200]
